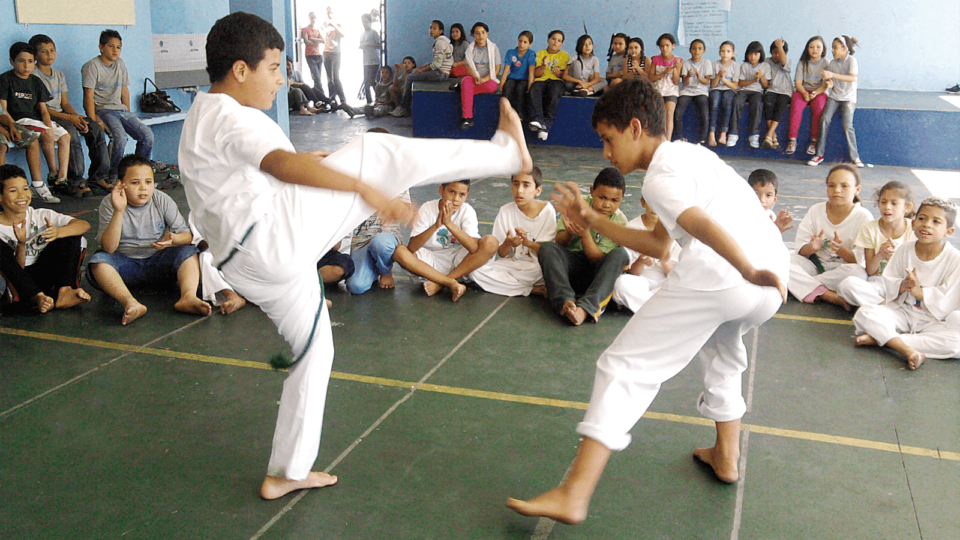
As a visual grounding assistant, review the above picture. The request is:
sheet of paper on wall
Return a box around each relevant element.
[677,0,730,48]
[153,34,207,73]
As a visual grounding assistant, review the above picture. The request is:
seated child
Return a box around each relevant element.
[364,65,396,118]
[499,31,536,118]
[286,56,322,115]
[528,30,569,141]
[82,30,154,180]
[1,104,43,172]
[853,198,960,370]
[788,164,872,307]
[470,166,557,296]
[0,42,71,203]
[317,243,354,285]
[389,57,416,108]
[747,169,793,233]
[564,34,606,97]
[31,33,110,194]
[604,33,628,88]
[87,154,210,325]
[837,181,916,308]
[392,179,499,301]
[0,164,90,312]
[537,167,629,325]
[611,197,679,312]
[188,215,246,314]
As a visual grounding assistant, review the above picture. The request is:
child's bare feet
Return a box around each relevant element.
[260,472,338,500]
[54,286,91,310]
[819,290,851,311]
[121,301,148,325]
[378,273,395,289]
[854,334,877,347]
[693,445,740,483]
[33,292,55,313]
[450,282,466,302]
[905,351,926,370]
[423,280,443,296]
[530,285,547,297]
[219,289,246,314]
[718,133,727,146]
[498,98,534,174]
[325,298,333,308]
[174,294,213,317]
[561,301,587,326]
[506,487,590,525]
[708,132,717,147]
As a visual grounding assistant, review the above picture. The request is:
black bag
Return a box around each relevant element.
[140,78,181,113]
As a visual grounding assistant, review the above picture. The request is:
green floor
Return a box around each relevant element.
[2,113,958,539]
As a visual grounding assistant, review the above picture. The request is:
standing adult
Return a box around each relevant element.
[300,12,326,95]
[359,14,381,105]
[322,6,356,117]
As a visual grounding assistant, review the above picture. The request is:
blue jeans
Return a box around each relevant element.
[99,109,154,178]
[87,245,198,290]
[709,89,736,134]
[346,232,400,294]
[815,98,859,161]
[402,69,448,109]
[529,79,565,131]
[56,118,109,181]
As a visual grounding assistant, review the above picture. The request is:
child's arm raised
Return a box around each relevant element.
[407,202,446,253]
[442,208,481,253]
[100,184,127,254]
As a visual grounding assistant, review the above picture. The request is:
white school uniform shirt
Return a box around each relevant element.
[679,58,714,97]
[794,202,874,266]
[882,241,960,321]
[0,207,73,266]
[641,141,789,292]
[855,219,916,273]
[827,55,858,103]
[491,201,556,262]
[411,199,479,251]
[179,92,295,263]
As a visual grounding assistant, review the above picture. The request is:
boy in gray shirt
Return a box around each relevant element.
[87,154,208,325]
[81,30,154,181]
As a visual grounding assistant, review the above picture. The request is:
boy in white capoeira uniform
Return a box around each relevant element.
[853,198,960,370]
[507,78,788,525]
[179,13,531,500]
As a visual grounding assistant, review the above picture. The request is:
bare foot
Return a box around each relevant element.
[325,298,333,308]
[298,107,315,116]
[450,282,466,302]
[693,446,739,483]
[55,287,91,310]
[718,133,727,146]
[260,472,338,500]
[708,133,717,147]
[378,273,395,289]
[33,292,55,313]
[530,285,547,297]
[906,351,926,371]
[498,98,534,174]
[121,301,148,325]
[561,301,587,326]
[423,281,443,296]
[219,289,247,315]
[819,290,851,311]
[854,334,877,347]
[174,295,213,317]
[506,487,589,525]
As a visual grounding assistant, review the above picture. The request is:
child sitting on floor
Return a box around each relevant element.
[611,197,679,312]
[0,164,90,312]
[87,154,210,325]
[392,179,499,301]
[470,166,556,296]
[537,167,629,325]
[364,65,396,118]
[853,198,960,370]
[747,169,793,233]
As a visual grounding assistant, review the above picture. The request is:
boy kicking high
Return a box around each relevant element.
[507,78,787,524]
[179,13,531,500]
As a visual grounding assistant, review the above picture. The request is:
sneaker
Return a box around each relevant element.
[726,134,739,147]
[389,106,406,117]
[573,89,588,97]
[807,156,824,166]
[749,135,760,148]
[852,159,865,168]
[152,160,171,173]
[341,104,357,118]
[459,118,474,130]
[785,139,797,154]
[90,177,116,192]
[537,131,549,141]
[946,84,960,94]
[529,121,545,132]
[32,184,61,204]
[448,79,461,91]
[806,141,817,155]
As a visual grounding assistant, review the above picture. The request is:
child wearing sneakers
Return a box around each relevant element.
[470,166,557,296]
[391,180,499,301]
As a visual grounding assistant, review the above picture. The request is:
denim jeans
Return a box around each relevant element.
[528,79,565,131]
[538,242,629,320]
[99,109,154,178]
[815,98,859,161]
[502,78,527,117]
[709,89,736,134]
[675,94,709,142]
[305,55,325,92]
[401,69,448,109]
[731,90,763,137]
[346,232,400,294]
[56,117,109,181]
[87,245,197,290]
[323,51,347,104]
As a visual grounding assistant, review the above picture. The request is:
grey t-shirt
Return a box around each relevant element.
[795,58,827,92]
[97,190,190,259]
[827,56,858,103]
[81,57,129,111]
[712,60,740,88]
[606,53,625,78]
[360,28,380,65]
[567,54,601,82]
[739,61,771,93]
[34,67,67,112]
[680,58,714,96]
[453,40,469,63]
[764,57,793,96]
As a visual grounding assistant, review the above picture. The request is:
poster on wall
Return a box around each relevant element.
[677,0,730,51]
[15,0,135,25]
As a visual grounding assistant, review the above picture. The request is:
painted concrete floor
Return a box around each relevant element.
[1,109,958,540]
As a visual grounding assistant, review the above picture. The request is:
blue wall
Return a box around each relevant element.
[386,0,960,92]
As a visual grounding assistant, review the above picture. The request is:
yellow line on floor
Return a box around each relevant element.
[4,326,956,462]
[773,314,855,326]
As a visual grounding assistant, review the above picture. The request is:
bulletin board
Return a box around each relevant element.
[15,0,136,26]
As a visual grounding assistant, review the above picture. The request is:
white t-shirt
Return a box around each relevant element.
[411,199,479,252]
[680,58,714,97]
[739,61,771,93]
[178,92,295,262]
[622,214,681,267]
[855,219,916,273]
[794,201,874,265]
[0,207,73,266]
[827,56,858,103]
[491,201,557,262]
[882,241,960,320]
[641,141,789,292]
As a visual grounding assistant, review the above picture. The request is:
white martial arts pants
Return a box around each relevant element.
[836,275,885,307]
[853,304,960,359]
[788,253,865,302]
[219,131,522,480]
[469,259,544,297]
[577,283,783,451]
[611,269,667,313]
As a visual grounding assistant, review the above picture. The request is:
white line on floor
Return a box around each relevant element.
[730,427,751,540]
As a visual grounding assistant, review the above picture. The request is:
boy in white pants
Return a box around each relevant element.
[853,198,960,370]
[507,78,787,525]
[179,13,531,500]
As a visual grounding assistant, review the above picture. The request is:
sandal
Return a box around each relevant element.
[785,140,797,154]
[91,177,116,191]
